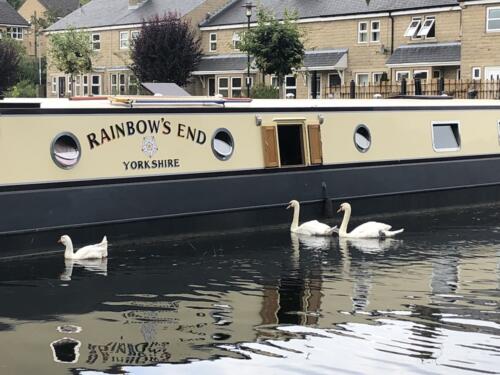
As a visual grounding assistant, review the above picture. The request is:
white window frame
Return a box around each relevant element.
[485,66,500,80]
[417,17,436,38]
[131,30,140,41]
[456,69,461,80]
[83,75,89,96]
[371,20,380,42]
[472,67,482,80]
[358,21,368,43]
[119,31,129,49]
[91,33,101,51]
[91,75,101,95]
[7,27,23,40]
[209,33,217,52]
[110,73,118,95]
[51,77,57,94]
[356,73,370,86]
[328,72,343,87]
[75,75,81,96]
[231,77,242,97]
[284,75,297,98]
[433,70,442,79]
[413,70,429,81]
[372,72,385,84]
[487,6,500,32]
[396,70,410,82]
[217,77,229,97]
[232,32,241,50]
[431,121,461,152]
[404,18,421,37]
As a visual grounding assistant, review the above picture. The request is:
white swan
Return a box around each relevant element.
[59,235,108,260]
[287,200,337,236]
[337,202,404,238]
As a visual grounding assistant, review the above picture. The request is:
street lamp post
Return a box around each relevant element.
[242,2,255,98]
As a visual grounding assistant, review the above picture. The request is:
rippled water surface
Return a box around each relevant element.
[0,206,499,374]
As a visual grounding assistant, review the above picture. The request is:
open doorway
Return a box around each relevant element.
[277,124,304,166]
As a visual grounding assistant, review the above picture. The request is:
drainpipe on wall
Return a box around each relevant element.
[389,11,394,81]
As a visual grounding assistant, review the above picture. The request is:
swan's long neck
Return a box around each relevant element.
[64,239,75,259]
[291,204,300,231]
[339,206,352,236]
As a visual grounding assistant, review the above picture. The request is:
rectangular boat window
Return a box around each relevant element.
[277,124,304,166]
[432,122,461,152]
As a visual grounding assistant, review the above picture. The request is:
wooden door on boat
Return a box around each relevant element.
[261,126,279,168]
[308,124,323,165]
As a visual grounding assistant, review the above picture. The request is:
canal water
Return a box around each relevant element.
[0,205,499,374]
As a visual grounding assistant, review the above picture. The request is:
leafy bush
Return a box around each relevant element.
[251,84,279,99]
[6,80,38,97]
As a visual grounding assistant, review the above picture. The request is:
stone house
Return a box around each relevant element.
[0,0,30,50]
[45,0,232,98]
[18,0,80,56]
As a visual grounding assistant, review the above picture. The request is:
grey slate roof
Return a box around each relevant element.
[202,0,459,27]
[304,49,347,69]
[47,0,205,31]
[39,0,80,18]
[386,42,461,66]
[194,54,251,73]
[141,82,191,96]
[0,0,29,26]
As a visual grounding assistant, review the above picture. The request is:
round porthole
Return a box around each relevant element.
[51,132,81,169]
[354,124,371,153]
[212,128,234,160]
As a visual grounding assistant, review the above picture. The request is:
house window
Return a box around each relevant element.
[432,122,461,152]
[373,72,385,84]
[119,31,129,49]
[371,21,380,42]
[209,33,217,52]
[414,70,429,81]
[358,21,368,43]
[91,33,101,50]
[485,67,500,80]
[83,75,89,95]
[91,75,101,95]
[285,75,296,98]
[51,77,57,93]
[231,77,242,98]
[75,75,81,96]
[417,16,435,38]
[7,27,23,40]
[472,67,481,80]
[328,72,342,87]
[356,73,369,85]
[487,7,500,32]
[119,74,126,94]
[404,18,421,37]
[396,71,410,81]
[433,70,442,79]
[311,73,321,98]
[218,77,229,97]
[110,74,118,95]
[129,75,138,95]
[232,32,241,50]
[131,30,140,41]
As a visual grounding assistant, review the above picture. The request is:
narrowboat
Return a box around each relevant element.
[1,96,500,255]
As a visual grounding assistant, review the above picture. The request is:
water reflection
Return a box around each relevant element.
[0,206,499,373]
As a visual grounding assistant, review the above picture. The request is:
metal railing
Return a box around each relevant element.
[324,78,500,99]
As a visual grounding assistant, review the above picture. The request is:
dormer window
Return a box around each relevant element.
[487,7,500,32]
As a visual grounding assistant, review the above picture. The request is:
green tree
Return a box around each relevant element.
[130,13,202,86]
[0,38,22,97]
[241,8,304,98]
[49,28,94,96]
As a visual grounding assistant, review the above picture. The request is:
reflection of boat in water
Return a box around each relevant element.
[2,96,500,254]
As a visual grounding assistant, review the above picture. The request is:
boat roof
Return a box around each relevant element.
[1,96,500,110]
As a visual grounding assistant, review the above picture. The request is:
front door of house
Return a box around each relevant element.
[58,77,66,98]
[208,78,216,96]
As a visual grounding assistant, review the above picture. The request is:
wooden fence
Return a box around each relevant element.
[324,79,500,99]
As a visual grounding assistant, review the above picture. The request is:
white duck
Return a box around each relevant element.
[337,202,404,238]
[287,200,337,236]
[59,235,108,260]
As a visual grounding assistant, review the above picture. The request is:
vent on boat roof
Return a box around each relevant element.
[0,102,41,108]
